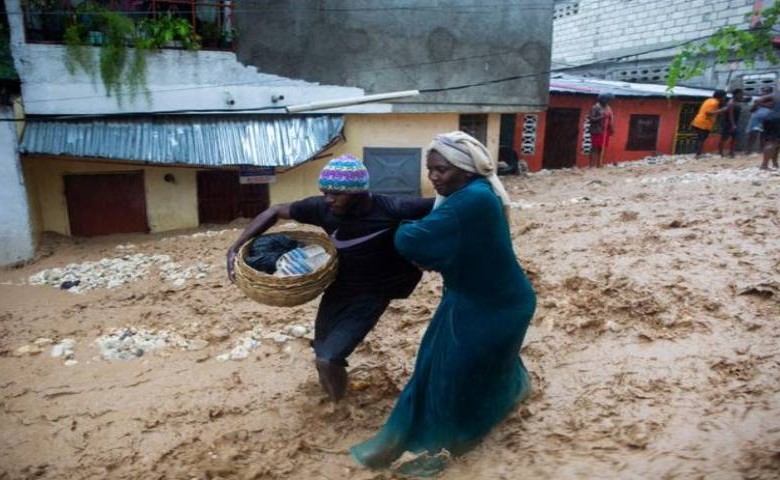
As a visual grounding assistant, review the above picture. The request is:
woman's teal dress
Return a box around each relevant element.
[351,178,536,473]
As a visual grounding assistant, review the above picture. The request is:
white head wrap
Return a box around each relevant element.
[428,131,512,216]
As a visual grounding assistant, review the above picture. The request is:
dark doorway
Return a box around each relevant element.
[64,172,149,237]
[459,114,488,145]
[542,108,580,169]
[363,147,421,197]
[499,113,517,147]
[197,170,269,224]
[674,103,700,154]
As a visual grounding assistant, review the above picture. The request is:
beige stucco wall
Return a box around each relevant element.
[269,112,502,204]
[20,158,43,242]
[22,113,504,236]
[22,156,198,235]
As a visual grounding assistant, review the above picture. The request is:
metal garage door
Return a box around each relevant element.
[64,172,149,237]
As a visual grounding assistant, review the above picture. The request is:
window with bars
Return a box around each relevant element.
[626,114,659,151]
[22,0,234,50]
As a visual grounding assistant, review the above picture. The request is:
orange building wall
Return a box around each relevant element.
[515,95,720,172]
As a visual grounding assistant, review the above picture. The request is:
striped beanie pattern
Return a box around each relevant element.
[318,155,370,193]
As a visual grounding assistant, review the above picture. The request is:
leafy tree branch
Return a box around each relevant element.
[667,2,780,89]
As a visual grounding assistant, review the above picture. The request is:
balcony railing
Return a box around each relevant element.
[22,0,235,50]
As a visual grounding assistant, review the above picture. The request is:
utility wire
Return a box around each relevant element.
[3,3,554,16]
[19,30,724,108]
[0,26,769,121]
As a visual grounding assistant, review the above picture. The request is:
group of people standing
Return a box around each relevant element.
[590,84,780,171]
[692,86,780,170]
[227,132,536,475]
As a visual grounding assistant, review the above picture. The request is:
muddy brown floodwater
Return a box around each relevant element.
[1,154,779,480]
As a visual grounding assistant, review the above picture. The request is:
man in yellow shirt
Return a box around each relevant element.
[691,89,727,158]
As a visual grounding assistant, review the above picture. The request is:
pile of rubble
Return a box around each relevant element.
[638,167,778,185]
[94,327,189,360]
[27,253,211,293]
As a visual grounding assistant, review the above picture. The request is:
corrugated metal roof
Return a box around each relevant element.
[550,74,714,98]
[20,115,344,168]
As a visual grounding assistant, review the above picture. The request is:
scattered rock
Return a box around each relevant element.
[14,344,43,356]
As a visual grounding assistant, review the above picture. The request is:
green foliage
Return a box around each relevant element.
[137,13,201,51]
[667,2,780,90]
[63,3,200,103]
[0,19,19,81]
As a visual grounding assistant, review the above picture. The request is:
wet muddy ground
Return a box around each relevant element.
[1,154,779,479]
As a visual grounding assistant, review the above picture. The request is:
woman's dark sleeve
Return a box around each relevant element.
[394,202,460,272]
[392,197,436,220]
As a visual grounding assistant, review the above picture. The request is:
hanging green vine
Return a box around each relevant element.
[63,2,200,103]
[667,3,780,90]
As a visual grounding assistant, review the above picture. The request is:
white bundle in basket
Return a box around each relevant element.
[274,245,332,277]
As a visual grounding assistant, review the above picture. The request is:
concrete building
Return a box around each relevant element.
[551,0,777,95]
[515,74,716,171]
[4,0,553,252]
[0,3,33,266]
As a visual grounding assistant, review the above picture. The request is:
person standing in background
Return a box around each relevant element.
[588,93,615,168]
[746,86,772,154]
[691,89,728,158]
[718,89,744,158]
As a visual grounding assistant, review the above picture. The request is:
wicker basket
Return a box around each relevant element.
[233,230,338,307]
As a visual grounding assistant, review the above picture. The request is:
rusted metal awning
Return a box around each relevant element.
[20,115,344,167]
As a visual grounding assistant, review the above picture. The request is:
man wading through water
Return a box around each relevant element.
[226,155,434,401]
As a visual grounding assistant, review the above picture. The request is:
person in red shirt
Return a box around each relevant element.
[588,93,615,168]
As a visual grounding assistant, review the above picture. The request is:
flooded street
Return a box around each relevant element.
[1,154,779,479]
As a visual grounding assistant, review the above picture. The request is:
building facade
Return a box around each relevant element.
[515,75,716,171]
[552,0,776,95]
[3,0,553,254]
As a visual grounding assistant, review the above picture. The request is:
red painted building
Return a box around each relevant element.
[514,75,721,171]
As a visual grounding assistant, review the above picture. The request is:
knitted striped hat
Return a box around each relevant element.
[318,155,370,193]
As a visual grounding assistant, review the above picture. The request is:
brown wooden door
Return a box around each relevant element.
[197,170,240,224]
[238,183,270,219]
[543,108,580,169]
[197,170,270,223]
[64,172,149,237]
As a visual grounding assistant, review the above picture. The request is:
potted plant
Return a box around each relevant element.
[63,4,201,103]
[137,13,200,50]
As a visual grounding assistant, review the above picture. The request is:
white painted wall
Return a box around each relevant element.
[4,0,392,115]
[550,0,773,89]
[0,107,34,266]
[552,0,755,66]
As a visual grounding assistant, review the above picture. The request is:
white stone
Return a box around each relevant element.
[14,344,43,356]
[287,325,308,338]
[270,333,291,344]
[187,339,209,351]
[228,346,250,360]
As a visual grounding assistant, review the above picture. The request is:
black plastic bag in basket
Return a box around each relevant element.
[244,234,304,274]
